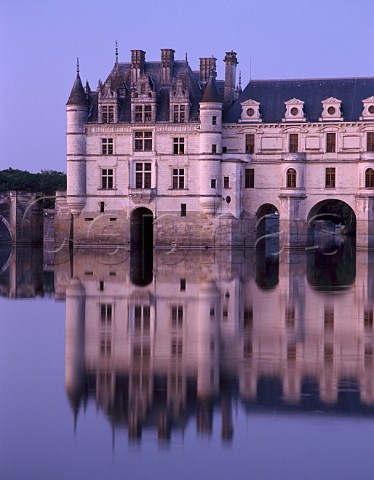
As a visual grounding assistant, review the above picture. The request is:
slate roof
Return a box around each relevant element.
[66,74,87,106]
[86,60,206,123]
[200,76,222,103]
[224,77,374,123]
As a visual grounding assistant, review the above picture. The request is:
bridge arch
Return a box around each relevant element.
[0,215,13,243]
[307,198,356,240]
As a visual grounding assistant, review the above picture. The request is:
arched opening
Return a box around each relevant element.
[255,204,279,289]
[286,168,297,188]
[307,199,356,250]
[130,208,153,286]
[130,207,153,248]
[307,199,356,290]
[365,168,374,188]
[0,216,12,244]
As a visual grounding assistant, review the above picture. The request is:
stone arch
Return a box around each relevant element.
[307,199,356,251]
[0,215,13,243]
[255,203,279,256]
[130,207,154,248]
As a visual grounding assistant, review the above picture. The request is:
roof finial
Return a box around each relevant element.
[115,41,118,64]
[76,58,80,75]
[185,52,188,62]
[239,70,242,90]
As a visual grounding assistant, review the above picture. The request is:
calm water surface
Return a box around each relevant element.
[0,244,373,480]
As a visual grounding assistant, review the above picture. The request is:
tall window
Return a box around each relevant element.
[134,131,152,151]
[212,116,217,125]
[171,305,183,327]
[101,169,114,189]
[102,105,114,123]
[100,303,113,326]
[173,104,186,123]
[101,138,113,155]
[135,105,152,123]
[245,168,254,188]
[212,144,217,154]
[245,134,255,154]
[326,133,336,153]
[286,168,296,188]
[325,167,336,188]
[223,176,230,189]
[289,134,298,153]
[135,162,151,188]
[365,168,374,188]
[173,137,185,154]
[172,168,185,189]
[368,132,374,152]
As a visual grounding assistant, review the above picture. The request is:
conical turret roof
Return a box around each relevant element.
[67,74,87,106]
[200,76,221,103]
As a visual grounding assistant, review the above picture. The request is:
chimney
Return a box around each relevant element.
[131,50,146,83]
[223,51,238,105]
[161,49,175,84]
[199,57,217,82]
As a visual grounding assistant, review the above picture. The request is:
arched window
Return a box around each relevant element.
[286,168,296,188]
[365,168,374,188]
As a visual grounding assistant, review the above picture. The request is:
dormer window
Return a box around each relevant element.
[361,97,374,120]
[320,97,343,121]
[102,105,114,123]
[134,105,152,123]
[240,99,261,122]
[98,81,118,123]
[173,105,186,123]
[170,78,190,123]
[283,99,305,122]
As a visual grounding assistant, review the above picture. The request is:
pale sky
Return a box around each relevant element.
[0,0,373,173]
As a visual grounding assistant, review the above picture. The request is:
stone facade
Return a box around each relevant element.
[59,50,374,249]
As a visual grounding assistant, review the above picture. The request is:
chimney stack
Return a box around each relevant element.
[199,57,217,82]
[161,49,175,84]
[223,51,238,106]
[131,50,146,83]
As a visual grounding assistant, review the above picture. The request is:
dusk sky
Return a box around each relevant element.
[0,0,373,173]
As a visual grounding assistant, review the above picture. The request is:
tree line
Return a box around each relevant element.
[0,168,66,207]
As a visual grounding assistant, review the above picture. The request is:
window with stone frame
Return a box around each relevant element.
[368,132,374,152]
[101,168,114,189]
[325,167,336,188]
[134,131,152,151]
[100,303,113,326]
[173,104,186,123]
[212,144,217,154]
[286,168,297,188]
[172,168,185,189]
[102,105,114,123]
[245,134,255,154]
[223,176,230,189]
[173,137,185,154]
[245,168,254,188]
[135,162,151,189]
[365,168,374,188]
[326,133,336,153]
[101,138,113,155]
[289,134,299,153]
[135,105,152,123]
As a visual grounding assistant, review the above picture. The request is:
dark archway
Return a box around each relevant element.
[130,208,153,286]
[256,204,279,253]
[130,208,153,248]
[307,199,356,251]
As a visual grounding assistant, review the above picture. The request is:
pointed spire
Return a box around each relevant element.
[67,60,87,106]
[239,70,242,91]
[185,52,188,62]
[200,75,221,103]
[115,41,118,65]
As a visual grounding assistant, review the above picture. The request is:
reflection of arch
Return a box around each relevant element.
[286,168,296,188]
[130,207,153,248]
[0,215,13,243]
[365,168,374,188]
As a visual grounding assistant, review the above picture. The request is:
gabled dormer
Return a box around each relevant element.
[98,80,118,123]
[282,98,306,122]
[320,97,343,121]
[240,99,261,123]
[360,96,374,121]
[169,78,190,123]
[131,75,157,123]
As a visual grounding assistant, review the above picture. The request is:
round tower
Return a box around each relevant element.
[66,61,87,214]
[199,76,223,215]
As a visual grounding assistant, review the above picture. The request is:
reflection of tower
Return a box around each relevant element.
[65,278,85,424]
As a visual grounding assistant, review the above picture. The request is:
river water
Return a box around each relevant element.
[0,243,373,480]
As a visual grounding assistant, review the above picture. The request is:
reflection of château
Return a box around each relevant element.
[57,246,374,442]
